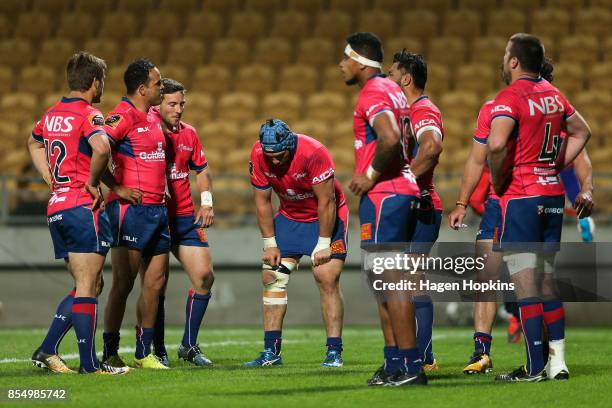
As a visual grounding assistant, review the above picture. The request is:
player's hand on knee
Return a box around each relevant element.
[448,205,466,230]
[574,189,594,218]
[262,247,281,266]
[196,205,214,228]
[349,174,374,196]
[312,248,332,267]
[114,185,143,204]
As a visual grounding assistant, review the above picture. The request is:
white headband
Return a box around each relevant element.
[344,44,382,69]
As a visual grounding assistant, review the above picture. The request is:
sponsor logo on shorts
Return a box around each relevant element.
[122,235,138,243]
[330,239,346,254]
[47,214,63,223]
[538,205,563,215]
[354,140,363,150]
[101,241,110,247]
[197,227,208,243]
[361,223,372,241]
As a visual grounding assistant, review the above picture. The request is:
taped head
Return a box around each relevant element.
[259,118,297,154]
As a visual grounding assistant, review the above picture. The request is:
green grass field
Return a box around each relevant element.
[1,326,611,407]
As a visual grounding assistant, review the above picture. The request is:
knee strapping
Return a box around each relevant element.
[503,252,537,276]
[262,261,296,305]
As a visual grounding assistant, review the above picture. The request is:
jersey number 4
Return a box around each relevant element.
[538,122,561,161]
[44,139,70,183]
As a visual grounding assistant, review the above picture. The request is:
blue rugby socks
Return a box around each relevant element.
[40,289,75,355]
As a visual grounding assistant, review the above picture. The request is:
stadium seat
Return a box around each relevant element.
[292,120,331,144]
[83,39,120,65]
[0,40,33,68]
[413,0,453,13]
[141,12,181,44]
[545,0,584,11]
[288,0,325,15]
[182,92,215,124]
[574,90,610,124]
[575,8,612,38]
[296,38,336,67]
[227,11,266,43]
[0,149,30,176]
[498,0,539,10]
[97,12,138,42]
[0,0,27,14]
[330,122,355,149]
[270,11,309,42]
[313,11,353,42]
[167,39,206,69]
[244,0,283,13]
[31,0,73,15]
[538,36,558,61]
[158,65,190,87]
[439,91,480,123]
[549,63,584,99]
[532,8,571,40]
[42,93,64,110]
[306,92,348,123]
[559,36,599,66]
[486,9,527,39]
[386,37,424,56]
[428,37,467,65]
[75,0,111,13]
[591,0,612,7]
[330,0,368,13]
[103,67,127,94]
[56,13,96,45]
[260,92,303,124]
[443,10,482,40]
[321,65,358,95]
[398,10,438,40]
[356,10,396,41]
[191,65,232,95]
[37,39,77,71]
[278,65,319,95]
[202,0,241,17]
[454,64,497,96]
[235,65,275,95]
[0,92,37,123]
[252,38,292,69]
[0,122,20,150]
[588,62,612,91]
[116,0,156,13]
[603,37,612,61]
[217,92,258,123]
[372,0,410,12]
[123,39,164,65]
[0,15,10,41]
[198,121,242,153]
[222,147,253,175]
[97,92,122,114]
[329,146,354,174]
[457,0,496,10]
[210,39,250,67]
[19,66,57,97]
[159,0,200,13]
[441,119,470,150]
[14,13,53,44]
[0,66,13,95]
[184,12,223,43]
[470,36,510,67]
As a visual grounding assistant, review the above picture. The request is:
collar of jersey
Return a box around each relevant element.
[122,96,137,107]
[517,76,543,83]
[413,95,429,105]
[366,73,387,83]
[61,96,87,104]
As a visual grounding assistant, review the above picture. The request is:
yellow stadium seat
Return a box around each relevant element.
[210,39,249,67]
[217,92,258,123]
[0,0,27,15]
[588,62,612,91]
[428,37,467,65]
[386,37,424,56]
[202,0,241,16]
[182,92,215,124]
[75,0,111,13]
[0,40,33,68]
[0,15,10,41]
[42,93,64,109]
[372,0,410,11]
[97,93,122,115]
[159,0,200,13]
[288,0,325,14]
[486,9,526,39]
[32,0,73,14]
[575,8,612,38]
[235,65,275,95]
[292,120,331,144]
[330,0,368,13]
[356,10,396,41]
[313,11,352,42]
[252,38,292,69]
[167,39,206,69]
[103,67,127,94]
[398,10,438,40]
[141,12,181,43]
[548,63,584,99]
[539,36,558,61]
[184,12,223,42]
[532,8,571,40]
[458,0,496,9]
[559,36,599,65]
[0,122,20,150]
[270,11,309,42]
[439,91,480,123]
[454,64,497,97]
[321,65,357,95]
[306,92,348,123]
[0,66,13,95]
[591,0,612,7]
[14,13,52,44]
[83,39,120,65]
[470,36,507,68]
[261,92,303,124]
[199,121,241,153]
[159,65,190,87]
[116,0,156,13]
[498,0,539,9]
[330,122,355,149]
[97,12,138,42]
[413,0,453,13]
[278,65,319,95]
[603,37,612,61]
[545,0,584,11]
[37,39,77,71]
[0,149,30,176]
[1,92,37,123]
[123,39,164,65]
[244,0,283,13]
[56,13,96,45]
[574,90,610,124]
[240,120,264,146]
[297,38,336,67]
[329,146,354,173]
[423,64,451,96]
[443,9,482,40]
[227,11,266,43]
[191,65,232,95]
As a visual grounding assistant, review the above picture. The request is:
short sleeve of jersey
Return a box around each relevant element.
[31,118,44,144]
[359,88,394,128]
[559,93,576,119]
[83,109,106,141]
[411,106,442,143]
[490,88,519,122]
[103,112,129,143]
[308,147,335,185]
[473,103,492,144]
[189,131,208,172]
[249,145,270,190]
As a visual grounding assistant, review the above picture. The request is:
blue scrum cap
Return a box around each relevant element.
[259,118,297,153]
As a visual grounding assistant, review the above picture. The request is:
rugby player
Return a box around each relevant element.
[28,51,129,375]
[245,119,347,368]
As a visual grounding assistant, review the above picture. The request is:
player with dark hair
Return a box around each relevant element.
[245,119,347,368]
[388,50,444,372]
[488,34,591,382]
[340,32,426,386]
[148,78,215,367]
[100,58,170,370]
[28,51,129,375]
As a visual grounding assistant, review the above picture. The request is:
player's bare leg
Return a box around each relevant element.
[313,258,344,367]
[175,245,215,366]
